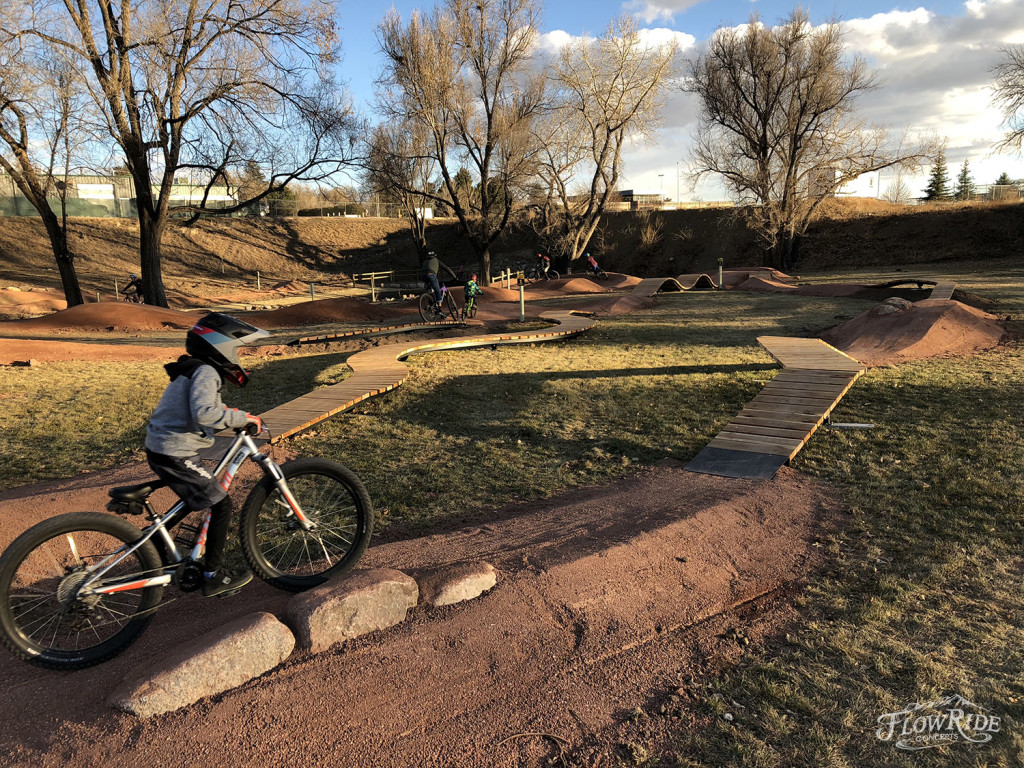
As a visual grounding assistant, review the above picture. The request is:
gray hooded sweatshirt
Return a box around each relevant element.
[145,357,250,457]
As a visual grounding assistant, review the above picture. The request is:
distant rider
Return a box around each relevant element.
[585,252,600,275]
[536,252,551,278]
[464,273,483,315]
[122,273,144,303]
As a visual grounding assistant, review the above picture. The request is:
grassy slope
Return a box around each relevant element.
[2,200,1022,298]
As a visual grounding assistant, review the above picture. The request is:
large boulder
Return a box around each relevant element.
[286,568,418,653]
[416,562,498,607]
[108,612,295,718]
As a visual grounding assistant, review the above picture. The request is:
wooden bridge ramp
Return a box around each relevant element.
[686,336,866,479]
[257,310,595,443]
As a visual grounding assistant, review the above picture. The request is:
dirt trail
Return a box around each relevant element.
[0,463,835,767]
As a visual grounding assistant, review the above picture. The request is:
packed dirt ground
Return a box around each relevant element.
[0,268,1009,765]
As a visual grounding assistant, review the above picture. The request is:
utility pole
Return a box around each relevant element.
[676,161,680,208]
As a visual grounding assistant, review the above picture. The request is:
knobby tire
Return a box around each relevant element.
[239,458,373,592]
[0,512,163,669]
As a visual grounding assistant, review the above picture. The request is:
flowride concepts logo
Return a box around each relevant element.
[875,695,1001,751]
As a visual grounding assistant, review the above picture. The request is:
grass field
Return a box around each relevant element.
[1,272,1022,765]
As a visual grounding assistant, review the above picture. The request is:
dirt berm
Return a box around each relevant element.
[0,461,838,767]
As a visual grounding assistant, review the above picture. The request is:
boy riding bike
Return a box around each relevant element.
[463,273,483,318]
[145,313,268,597]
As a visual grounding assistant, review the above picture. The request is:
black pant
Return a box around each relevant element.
[146,449,233,571]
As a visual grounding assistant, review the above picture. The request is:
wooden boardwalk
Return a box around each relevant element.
[259,310,595,442]
[290,319,460,346]
[870,277,957,301]
[687,337,866,479]
[927,280,956,300]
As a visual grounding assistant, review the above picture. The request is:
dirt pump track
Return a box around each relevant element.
[0,272,1004,766]
[0,461,836,768]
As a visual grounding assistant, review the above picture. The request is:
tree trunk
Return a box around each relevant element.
[138,210,169,307]
[478,245,492,286]
[38,208,84,306]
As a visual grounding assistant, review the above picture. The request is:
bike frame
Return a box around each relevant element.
[81,432,312,596]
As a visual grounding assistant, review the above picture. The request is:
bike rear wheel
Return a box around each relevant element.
[0,512,163,669]
[240,458,373,592]
[417,291,436,322]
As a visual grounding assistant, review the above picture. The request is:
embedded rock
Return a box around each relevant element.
[417,562,498,607]
[108,612,294,718]
[286,568,418,653]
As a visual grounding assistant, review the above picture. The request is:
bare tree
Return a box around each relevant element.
[377,0,544,284]
[685,10,929,270]
[0,11,95,305]
[993,44,1024,152]
[881,172,913,204]
[19,0,358,306]
[532,17,678,271]
[365,120,440,253]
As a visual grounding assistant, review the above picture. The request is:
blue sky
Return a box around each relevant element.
[336,0,1024,199]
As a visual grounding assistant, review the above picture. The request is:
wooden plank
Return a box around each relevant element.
[707,435,796,457]
[749,394,839,407]
[731,414,823,430]
[770,374,858,385]
[709,431,805,451]
[736,407,824,422]
[720,423,810,439]
[761,382,852,395]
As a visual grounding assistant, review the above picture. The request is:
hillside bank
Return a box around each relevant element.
[0,199,1020,299]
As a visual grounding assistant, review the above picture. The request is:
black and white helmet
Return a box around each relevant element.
[185,313,268,387]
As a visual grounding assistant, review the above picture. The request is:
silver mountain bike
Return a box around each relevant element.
[0,427,373,670]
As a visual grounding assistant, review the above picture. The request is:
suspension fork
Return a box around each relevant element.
[250,451,315,531]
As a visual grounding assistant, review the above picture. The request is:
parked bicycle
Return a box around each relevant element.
[0,426,373,669]
[417,283,460,322]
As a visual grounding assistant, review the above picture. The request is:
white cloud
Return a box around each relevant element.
[623,0,1024,198]
[624,0,706,25]
[537,27,694,55]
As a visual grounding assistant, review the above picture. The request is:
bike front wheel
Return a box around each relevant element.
[443,291,460,321]
[240,458,374,592]
[0,512,163,669]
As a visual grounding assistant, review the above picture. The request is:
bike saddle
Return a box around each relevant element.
[108,480,168,502]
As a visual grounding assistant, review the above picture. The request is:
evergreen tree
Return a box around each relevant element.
[954,159,975,200]
[995,171,1013,186]
[923,149,950,201]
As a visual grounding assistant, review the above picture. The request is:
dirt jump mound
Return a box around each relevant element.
[735,275,799,293]
[0,287,68,319]
[247,296,409,327]
[820,298,1003,366]
[0,301,198,332]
